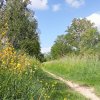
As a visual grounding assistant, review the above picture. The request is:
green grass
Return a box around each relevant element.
[43,55,100,96]
[0,61,87,100]
[36,69,87,100]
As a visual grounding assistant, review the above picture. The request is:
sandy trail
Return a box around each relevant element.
[44,70,100,100]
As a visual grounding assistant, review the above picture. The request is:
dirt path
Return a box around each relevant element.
[43,70,100,100]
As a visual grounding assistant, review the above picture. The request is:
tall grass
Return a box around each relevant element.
[43,55,100,96]
[0,60,86,100]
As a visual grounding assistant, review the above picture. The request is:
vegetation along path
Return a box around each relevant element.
[43,70,100,100]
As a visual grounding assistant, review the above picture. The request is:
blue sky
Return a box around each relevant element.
[28,0,100,53]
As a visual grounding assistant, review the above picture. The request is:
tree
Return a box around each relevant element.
[80,28,100,54]
[66,18,100,53]
[51,35,72,59]
[67,18,96,51]
[51,18,100,59]
[0,0,41,59]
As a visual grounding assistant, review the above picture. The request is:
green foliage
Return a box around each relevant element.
[51,18,100,59]
[0,64,38,100]
[80,28,100,54]
[51,35,72,59]
[0,0,41,60]
[66,18,100,54]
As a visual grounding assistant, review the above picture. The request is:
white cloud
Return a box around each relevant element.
[41,47,51,53]
[65,0,85,8]
[29,0,48,10]
[87,13,100,31]
[52,4,61,12]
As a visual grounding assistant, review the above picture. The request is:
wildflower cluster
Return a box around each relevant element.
[0,43,37,72]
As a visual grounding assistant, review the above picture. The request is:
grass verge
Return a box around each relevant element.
[43,55,100,96]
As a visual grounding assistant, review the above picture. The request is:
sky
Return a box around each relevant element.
[28,0,100,53]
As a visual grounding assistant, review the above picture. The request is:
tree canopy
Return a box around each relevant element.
[51,18,100,59]
[0,0,43,60]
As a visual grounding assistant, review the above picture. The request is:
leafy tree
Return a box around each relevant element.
[51,35,72,59]
[51,18,100,59]
[80,28,100,54]
[0,0,42,60]
[67,18,94,49]
[66,18,99,53]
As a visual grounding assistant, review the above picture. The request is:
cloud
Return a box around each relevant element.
[41,47,51,53]
[87,13,100,31]
[29,0,48,10]
[52,4,61,12]
[65,0,85,8]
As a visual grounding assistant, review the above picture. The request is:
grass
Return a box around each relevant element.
[0,59,87,100]
[35,69,87,100]
[0,65,87,100]
[43,55,100,96]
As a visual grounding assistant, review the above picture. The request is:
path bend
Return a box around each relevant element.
[43,70,100,100]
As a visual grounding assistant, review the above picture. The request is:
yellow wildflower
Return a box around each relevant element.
[64,98,67,100]
[17,63,21,68]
